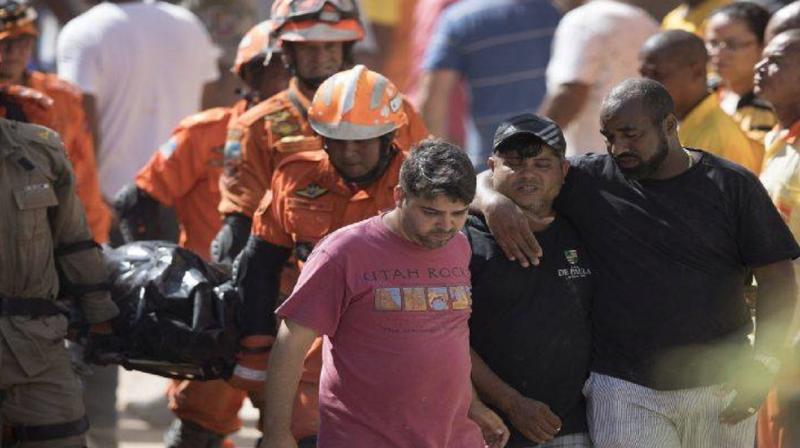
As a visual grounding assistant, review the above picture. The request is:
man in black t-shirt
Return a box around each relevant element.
[474,79,800,448]
[466,114,593,448]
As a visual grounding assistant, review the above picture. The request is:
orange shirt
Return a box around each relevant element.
[251,148,406,439]
[218,77,429,218]
[25,71,112,243]
[136,100,247,260]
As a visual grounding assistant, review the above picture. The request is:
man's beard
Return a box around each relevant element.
[616,134,669,180]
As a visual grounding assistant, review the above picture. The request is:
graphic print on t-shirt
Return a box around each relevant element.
[374,286,471,312]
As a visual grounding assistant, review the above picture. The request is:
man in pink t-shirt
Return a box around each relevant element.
[261,140,509,448]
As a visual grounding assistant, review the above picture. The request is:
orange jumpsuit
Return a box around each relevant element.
[134,100,250,436]
[24,71,111,243]
[250,148,406,439]
[218,77,429,218]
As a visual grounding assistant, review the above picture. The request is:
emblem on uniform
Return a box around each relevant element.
[272,120,299,137]
[564,249,578,265]
[295,183,328,199]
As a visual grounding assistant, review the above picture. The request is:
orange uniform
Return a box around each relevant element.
[23,71,112,243]
[135,100,250,435]
[136,100,248,260]
[218,78,428,218]
[250,148,406,439]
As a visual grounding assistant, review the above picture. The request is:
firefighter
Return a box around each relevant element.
[113,21,291,448]
[211,0,429,265]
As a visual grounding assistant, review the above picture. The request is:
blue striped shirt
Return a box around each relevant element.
[423,0,561,166]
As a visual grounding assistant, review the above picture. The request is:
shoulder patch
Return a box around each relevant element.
[237,94,291,127]
[158,137,179,158]
[295,183,329,199]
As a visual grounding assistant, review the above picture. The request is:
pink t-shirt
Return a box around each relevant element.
[277,215,483,448]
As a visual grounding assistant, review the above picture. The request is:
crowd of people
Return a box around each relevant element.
[1,0,800,447]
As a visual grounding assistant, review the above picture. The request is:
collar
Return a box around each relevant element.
[316,147,403,200]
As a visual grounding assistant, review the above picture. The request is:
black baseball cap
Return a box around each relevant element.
[492,113,566,157]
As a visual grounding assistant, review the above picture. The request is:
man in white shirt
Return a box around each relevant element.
[57,0,220,202]
[539,0,658,156]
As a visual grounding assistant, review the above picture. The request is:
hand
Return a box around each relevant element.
[483,191,551,268]
[259,432,298,448]
[469,398,510,448]
[505,395,562,444]
[719,358,777,425]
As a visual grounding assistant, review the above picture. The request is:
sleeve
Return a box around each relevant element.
[56,23,102,96]
[47,140,118,323]
[276,248,348,337]
[135,126,206,207]
[421,9,464,72]
[545,9,604,87]
[62,99,111,243]
[736,177,800,267]
[218,119,274,217]
[251,183,294,249]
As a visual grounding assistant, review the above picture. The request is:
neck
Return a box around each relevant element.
[773,101,800,130]
[649,142,691,180]
[727,77,753,97]
[295,77,316,101]
[676,92,707,120]
[382,209,408,241]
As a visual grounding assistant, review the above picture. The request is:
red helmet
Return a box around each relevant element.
[270,0,364,43]
[0,0,37,40]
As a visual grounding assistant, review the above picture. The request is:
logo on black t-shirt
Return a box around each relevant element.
[558,249,591,280]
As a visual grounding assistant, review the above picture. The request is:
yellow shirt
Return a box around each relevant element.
[360,0,402,26]
[760,122,800,240]
[679,94,761,173]
[662,0,731,36]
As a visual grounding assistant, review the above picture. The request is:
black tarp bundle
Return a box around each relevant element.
[85,241,240,380]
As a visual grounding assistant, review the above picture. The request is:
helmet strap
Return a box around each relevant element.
[329,134,397,187]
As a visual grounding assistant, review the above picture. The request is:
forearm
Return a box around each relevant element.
[471,349,519,414]
[537,83,590,130]
[263,320,318,437]
[418,70,458,140]
[235,236,292,336]
[754,261,798,357]
[470,170,496,215]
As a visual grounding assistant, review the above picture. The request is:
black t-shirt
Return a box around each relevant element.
[465,215,593,445]
[556,150,800,390]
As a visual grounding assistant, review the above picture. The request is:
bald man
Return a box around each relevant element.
[765,1,800,43]
[754,30,800,448]
[638,30,761,172]
[473,78,799,447]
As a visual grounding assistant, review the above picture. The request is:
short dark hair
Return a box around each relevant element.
[711,2,771,44]
[602,78,675,126]
[400,139,476,205]
[495,134,562,159]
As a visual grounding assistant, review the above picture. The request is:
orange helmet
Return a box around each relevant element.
[0,0,37,40]
[308,65,407,141]
[270,0,364,43]
[231,20,281,77]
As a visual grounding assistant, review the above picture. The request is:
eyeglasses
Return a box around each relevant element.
[705,39,758,52]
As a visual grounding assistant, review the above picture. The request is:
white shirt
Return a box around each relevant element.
[57,1,220,198]
[546,0,658,156]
